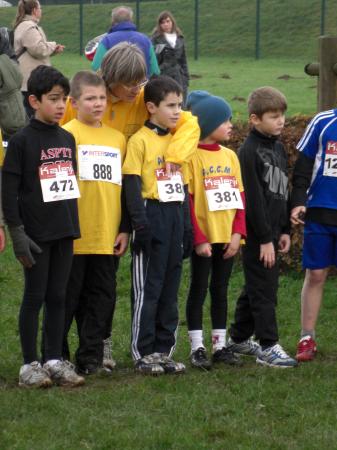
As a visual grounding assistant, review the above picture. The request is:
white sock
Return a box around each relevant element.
[188,330,204,352]
[212,329,226,352]
[45,359,60,367]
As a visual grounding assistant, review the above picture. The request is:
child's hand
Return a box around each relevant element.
[195,242,212,257]
[165,162,180,177]
[0,226,5,253]
[260,242,275,268]
[278,234,291,254]
[114,232,129,256]
[223,233,241,259]
[290,206,306,225]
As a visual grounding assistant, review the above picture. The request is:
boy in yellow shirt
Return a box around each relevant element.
[62,71,128,374]
[123,75,194,375]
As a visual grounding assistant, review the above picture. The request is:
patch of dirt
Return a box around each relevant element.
[231,96,246,102]
[190,73,202,79]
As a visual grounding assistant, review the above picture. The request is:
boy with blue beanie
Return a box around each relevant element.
[185,91,246,369]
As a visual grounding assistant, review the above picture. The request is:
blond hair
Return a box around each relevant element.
[248,86,287,117]
[101,42,146,88]
[70,70,105,99]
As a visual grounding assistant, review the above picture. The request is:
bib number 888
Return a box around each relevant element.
[93,164,112,180]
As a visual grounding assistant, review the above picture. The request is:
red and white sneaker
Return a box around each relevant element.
[296,336,317,362]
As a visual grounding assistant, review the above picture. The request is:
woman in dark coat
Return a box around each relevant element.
[151,11,189,105]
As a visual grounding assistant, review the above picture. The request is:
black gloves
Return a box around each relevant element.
[8,225,42,268]
[132,225,152,257]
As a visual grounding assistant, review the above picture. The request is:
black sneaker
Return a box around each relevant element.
[190,347,212,370]
[212,347,243,366]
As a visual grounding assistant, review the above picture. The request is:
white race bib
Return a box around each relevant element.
[78,145,122,185]
[323,141,337,177]
[39,161,80,203]
[156,168,185,202]
[204,175,243,211]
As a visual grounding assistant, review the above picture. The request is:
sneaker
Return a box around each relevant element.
[19,361,52,388]
[190,347,212,370]
[212,347,242,366]
[256,344,298,368]
[158,353,186,374]
[296,336,317,362]
[227,337,262,357]
[44,360,85,386]
[135,354,165,375]
[77,363,100,376]
[103,337,117,371]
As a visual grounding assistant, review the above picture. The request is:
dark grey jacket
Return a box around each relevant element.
[151,33,189,97]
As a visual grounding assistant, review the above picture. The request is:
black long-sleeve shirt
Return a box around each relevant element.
[239,128,290,243]
[2,118,80,242]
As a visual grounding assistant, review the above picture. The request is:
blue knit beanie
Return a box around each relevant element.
[186,90,232,140]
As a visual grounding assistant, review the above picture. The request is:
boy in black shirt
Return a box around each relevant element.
[2,65,85,387]
[228,87,297,368]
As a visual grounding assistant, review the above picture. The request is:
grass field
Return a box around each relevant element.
[1,0,337,59]
[2,241,337,449]
[0,5,334,446]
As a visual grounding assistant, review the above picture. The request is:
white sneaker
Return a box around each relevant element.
[256,344,298,368]
[103,337,116,371]
[19,361,52,388]
[44,360,85,387]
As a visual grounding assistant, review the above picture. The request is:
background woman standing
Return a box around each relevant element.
[13,0,64,117]
[151,11,189,105]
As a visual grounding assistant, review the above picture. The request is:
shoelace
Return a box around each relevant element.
[272,344,288,358]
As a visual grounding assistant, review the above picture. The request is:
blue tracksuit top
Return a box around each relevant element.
[297,109,337,210]
[101,22,151,75]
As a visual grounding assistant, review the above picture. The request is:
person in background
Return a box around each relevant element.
[91,5,159,77]
[151,11,189,105]
[13,0,64,117]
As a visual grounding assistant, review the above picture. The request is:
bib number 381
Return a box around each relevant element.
[204,177,243,211]
[156,169,185,202]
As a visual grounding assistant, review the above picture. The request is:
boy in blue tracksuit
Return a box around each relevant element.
[291,109,337,361]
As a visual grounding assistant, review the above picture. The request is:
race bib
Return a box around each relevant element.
[204,175,243,211]
[155,168,185,202]
[78,145,122,185]
[39,161,80,203]
[323,141,337,177]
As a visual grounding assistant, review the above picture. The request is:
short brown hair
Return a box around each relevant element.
[248,86,287,117]
[70,70,105,99]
